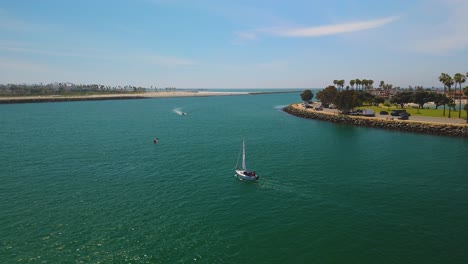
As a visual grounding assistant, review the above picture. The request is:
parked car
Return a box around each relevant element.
[315,106,323,111]
[380,111,389,115]
[348,109,362,116]
[398,113,409,120]
[391,109,407,116]
[362,109,375,117]
[329,104,336,109]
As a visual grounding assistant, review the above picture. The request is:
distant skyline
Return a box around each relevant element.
[1,0,467,88]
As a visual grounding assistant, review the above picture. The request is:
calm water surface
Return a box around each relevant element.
[1,92,467,263]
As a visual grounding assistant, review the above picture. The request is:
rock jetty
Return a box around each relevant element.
[283,105,468,138]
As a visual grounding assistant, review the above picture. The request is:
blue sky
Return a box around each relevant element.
[0,0,467,88]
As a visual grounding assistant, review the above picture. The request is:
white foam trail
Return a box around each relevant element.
[274,105,287,110]
[173,108,184,115]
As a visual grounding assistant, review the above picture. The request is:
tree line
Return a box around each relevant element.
[300,73,468,122]
[0,83,148,96]
[438,72,467,118]
[333,79,397,91]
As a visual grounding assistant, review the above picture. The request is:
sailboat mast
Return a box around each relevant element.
[242,139,246,170]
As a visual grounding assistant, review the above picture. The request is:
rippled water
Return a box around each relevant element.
[1,93,467,263]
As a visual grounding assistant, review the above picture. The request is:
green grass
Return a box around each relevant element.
[357,105,467,118]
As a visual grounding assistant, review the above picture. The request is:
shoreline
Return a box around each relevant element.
[284,103,468,138]
[0,91,254,104]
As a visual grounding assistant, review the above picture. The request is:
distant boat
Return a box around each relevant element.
[173,108,187,116]
[235,138,259,181]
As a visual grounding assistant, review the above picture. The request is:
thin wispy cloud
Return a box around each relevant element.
[232,31,258,46]
[1,0,466,87]
[271,16,399,37]
[0,11,195,68]
[0,44,83,57]
[0,9,46,32]
[237,16,399,40]
[235,31,257,40]
[0,58,52,73]
[0,42,195,67]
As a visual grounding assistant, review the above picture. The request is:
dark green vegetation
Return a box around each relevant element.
[309,73,468,122]
[316,86,338,107]
[438,73,467,119]
[390,89,449,109]
[316,86,385,111]
[465,86,468,112]
[334,90,360,113]
[300,89,313,102]
[351,105,466,118]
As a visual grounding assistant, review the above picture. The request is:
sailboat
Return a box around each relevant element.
[235,138,259,181]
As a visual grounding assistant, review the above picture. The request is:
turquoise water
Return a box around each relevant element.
[1,93,467,263]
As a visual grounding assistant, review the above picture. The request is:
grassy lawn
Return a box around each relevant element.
[357,105,467,118]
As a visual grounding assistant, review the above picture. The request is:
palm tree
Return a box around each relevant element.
[355,79,361,90]
[384,84,393,98]
[454,73,466,118]
[350,79,355,90]
[362,79,368,91]
[446,75,454,118]
[368,80,374,90]
[439,73,448,116]
[333,80,338,88]
[339,80,345,91]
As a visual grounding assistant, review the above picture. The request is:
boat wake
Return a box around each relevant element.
[274,105,287,110]
[173,108,187,116]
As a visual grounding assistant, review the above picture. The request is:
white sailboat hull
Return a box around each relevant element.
[235,170,259,181]
[234,138,259,181]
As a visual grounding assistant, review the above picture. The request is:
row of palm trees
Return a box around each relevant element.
[332,80,345,90]
[438,72,467,118]
[331,74,467,119]
[351,79,374,90]
[333,79,394,91]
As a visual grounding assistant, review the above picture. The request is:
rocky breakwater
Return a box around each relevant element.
[283,104,468,138]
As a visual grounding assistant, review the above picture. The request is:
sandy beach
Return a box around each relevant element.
[0,91,250,104]
[141,91,250,97]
